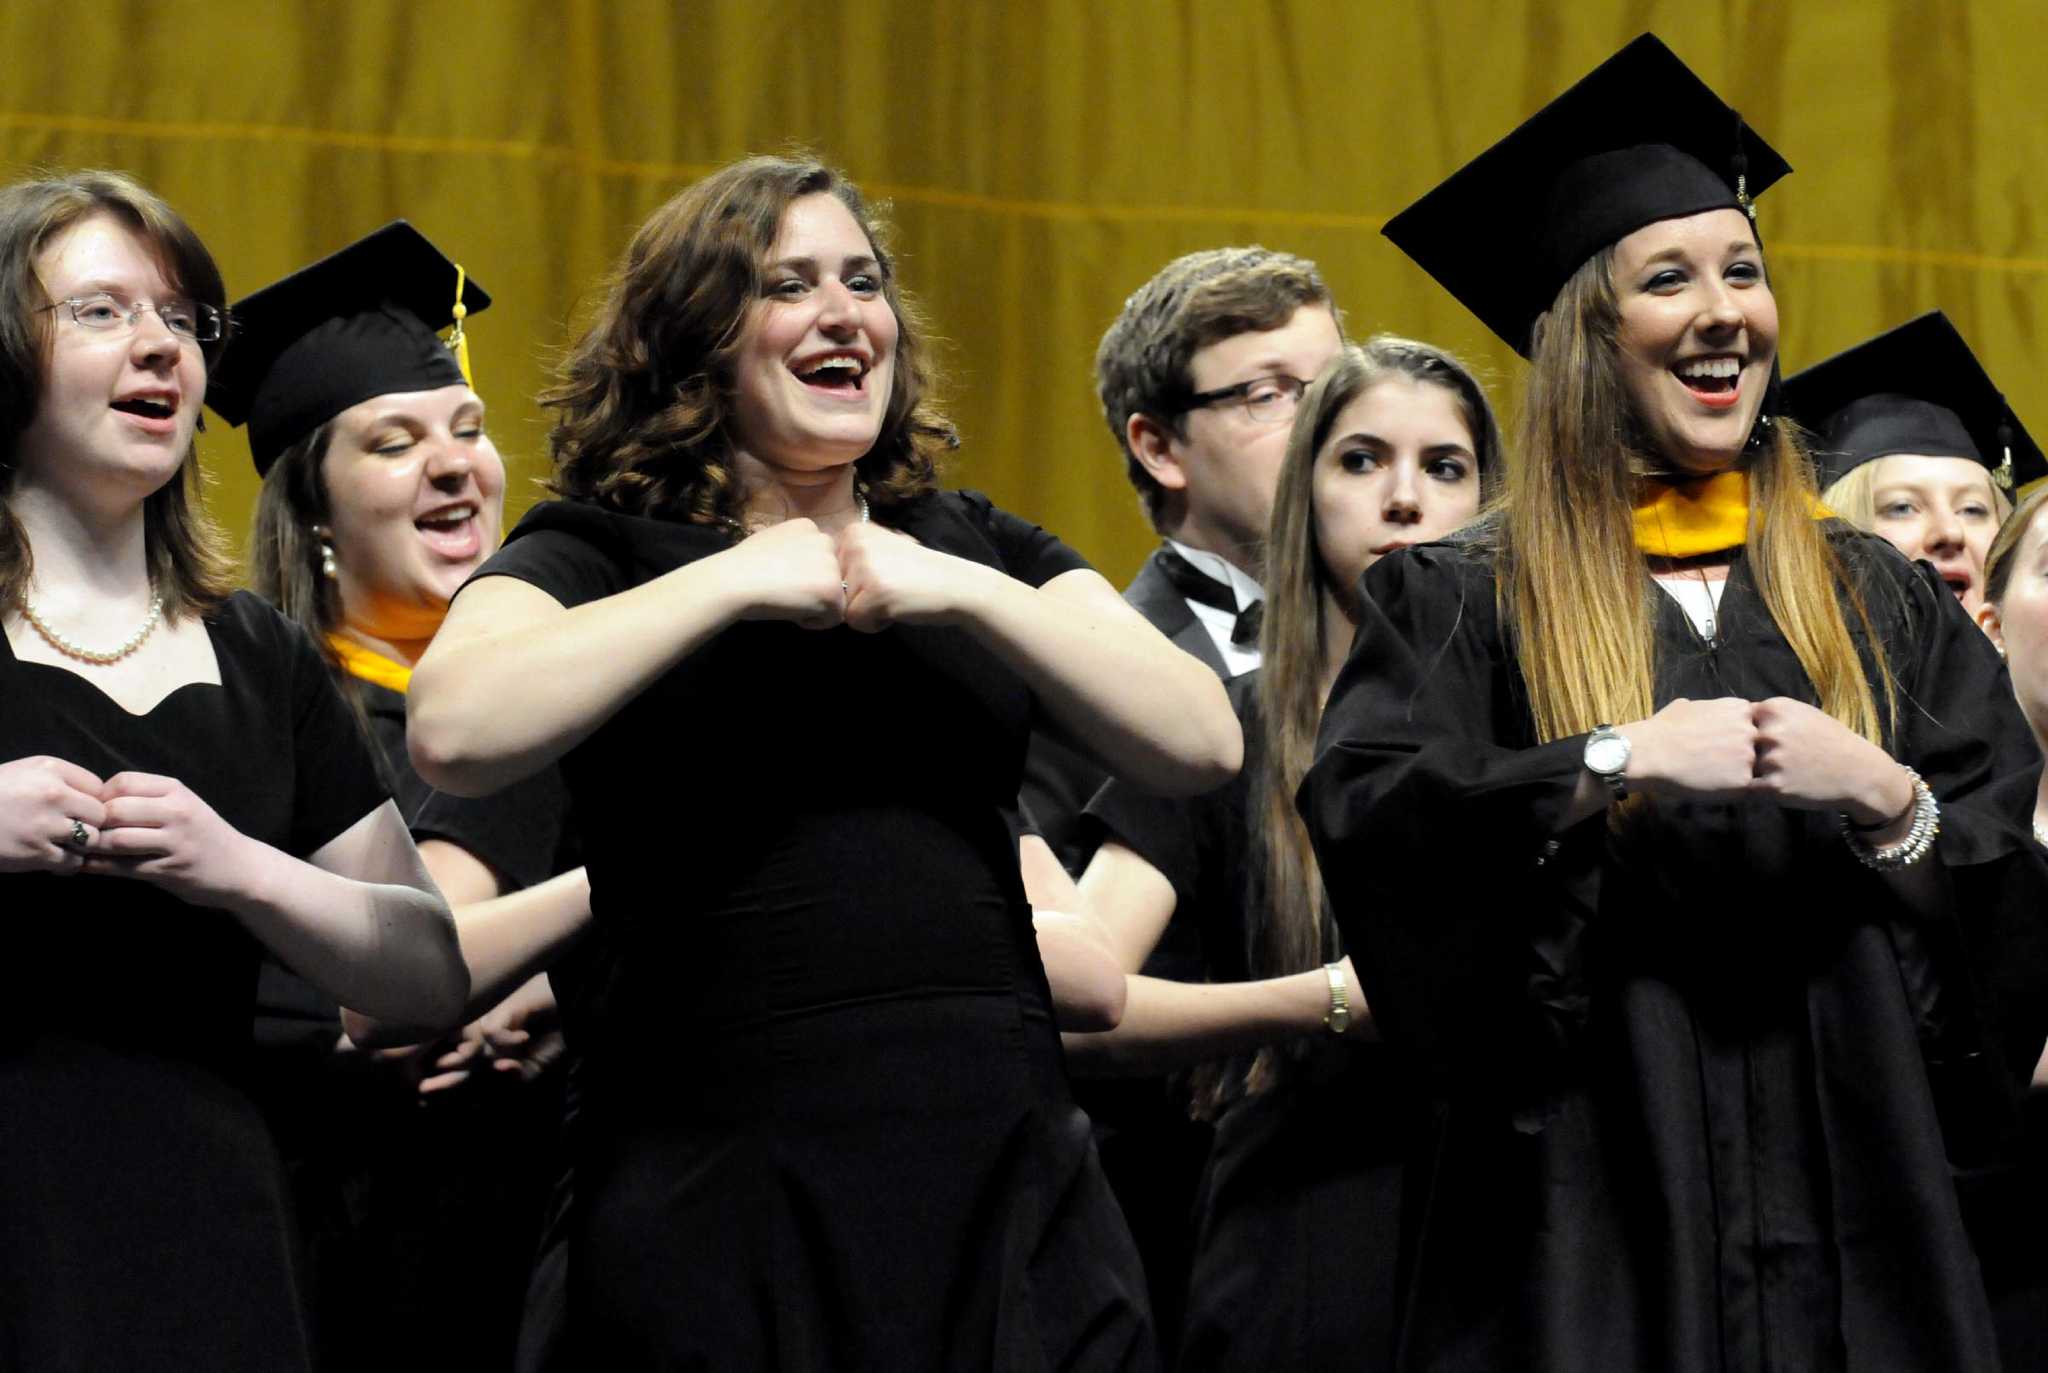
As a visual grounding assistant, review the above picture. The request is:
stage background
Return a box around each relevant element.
[3,0,2041,585]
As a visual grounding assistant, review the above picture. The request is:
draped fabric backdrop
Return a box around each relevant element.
[3,1,2042,584]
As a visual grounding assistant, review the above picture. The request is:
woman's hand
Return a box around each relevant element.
[838,523,995,633]
[1618,697,1758,803]
[82,771,257,906]
[1750,696,1914,826]
[720,517,846,629]
[1619,696,1913,830]
[0,755,106,874]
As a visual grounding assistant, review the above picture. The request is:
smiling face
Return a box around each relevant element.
[1866,453,2003,614]
[728,192,898,478]
[320,384,504,643]
[15,212,207,508]
[1311,376,1482,600]
[1610,207,1778,476]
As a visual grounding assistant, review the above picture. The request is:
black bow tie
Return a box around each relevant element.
[1157,548,1264,647]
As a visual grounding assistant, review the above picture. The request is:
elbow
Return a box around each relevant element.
[1054,969,1126,1033]
[405,676,497,798]
[1143,675,1244,795]
[385,901,473,1035]
[340,1005,423,1051]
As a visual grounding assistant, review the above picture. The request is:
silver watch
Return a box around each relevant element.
[1584,724,1631,800]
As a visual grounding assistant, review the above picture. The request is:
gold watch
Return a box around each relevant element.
[1322,962,1351,1036]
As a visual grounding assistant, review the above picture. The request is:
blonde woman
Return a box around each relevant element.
[1786,310,2041,621]
[1300,37,2048,1369]
[1069,336,1500,1370]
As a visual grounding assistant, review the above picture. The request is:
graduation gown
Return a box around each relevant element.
[1298,525,2048,1373]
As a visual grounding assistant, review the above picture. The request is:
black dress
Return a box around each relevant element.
[1299,527,2048,1372]
[250,670,574,1373]
[473,492,1156,1371]
[1085,673,1406,1372]
[0,592,387,1373]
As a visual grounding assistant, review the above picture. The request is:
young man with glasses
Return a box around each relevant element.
[1023,246,1341,867]
[1021,246,1339,1357]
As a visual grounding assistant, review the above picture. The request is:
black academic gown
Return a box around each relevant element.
[1299,525,2048,1373]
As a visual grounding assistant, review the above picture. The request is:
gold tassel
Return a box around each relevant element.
[446,264,473,385]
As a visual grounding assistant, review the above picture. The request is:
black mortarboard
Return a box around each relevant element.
[1382,34,1791,357]
[207,221,489,474]
[1783,310,2046,496]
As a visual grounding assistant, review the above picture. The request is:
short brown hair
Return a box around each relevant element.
[0,169,234,618]
[546,153,953,526]
[1984,484,2048,609]
[1094,247,1335,527]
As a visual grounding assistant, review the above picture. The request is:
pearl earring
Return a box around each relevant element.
[313,526,337,580]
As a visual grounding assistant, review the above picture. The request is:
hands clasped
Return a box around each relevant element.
[1622,696,1913,826]
[0,755,249,898]
[725,517,984,634]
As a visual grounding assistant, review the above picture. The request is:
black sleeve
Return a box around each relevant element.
[954,490,1091,588]
[461,500,630,610]
[1086,774,1208,916]
[411,766,571,893]
[1296,545,1588,1083]
[275,608,391,857]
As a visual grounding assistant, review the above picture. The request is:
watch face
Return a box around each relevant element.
[1586,735,1630,775]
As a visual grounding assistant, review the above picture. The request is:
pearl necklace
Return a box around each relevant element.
[18,592,165,665]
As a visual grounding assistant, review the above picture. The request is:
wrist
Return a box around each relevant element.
[944,556,1008,630]
[214,831,282,922]
[1845,761,1916,833]
[1584,723,1636,800]
[1320,960,1352,1036]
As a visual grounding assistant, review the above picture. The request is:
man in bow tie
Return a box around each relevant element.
[1017,246,1341,1356]
[1022,246,1342,865]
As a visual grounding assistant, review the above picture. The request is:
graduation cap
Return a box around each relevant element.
[1782,310,2045,496]
[208,221,489,474]
[1382,33,1790,357]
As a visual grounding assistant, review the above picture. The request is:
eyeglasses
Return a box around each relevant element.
[1179,374,1309,426]
[42,291,224,344]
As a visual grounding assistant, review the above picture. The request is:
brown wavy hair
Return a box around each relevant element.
[545,154,953,526]
[0,169,235,618]
[1490,245,1891,761]
[1203,337,1501,1111]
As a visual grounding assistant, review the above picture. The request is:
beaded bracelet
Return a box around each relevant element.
[1838,767,1939,871]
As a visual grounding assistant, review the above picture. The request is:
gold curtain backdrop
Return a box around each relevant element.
[2,0,2042,585]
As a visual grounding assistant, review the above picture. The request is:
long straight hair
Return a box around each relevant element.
[1492,247,1890,752]
[1216,337,1500,1109]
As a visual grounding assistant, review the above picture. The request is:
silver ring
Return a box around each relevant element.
[69,818,89,848]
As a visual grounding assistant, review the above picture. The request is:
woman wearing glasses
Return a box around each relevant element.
[408,153,1239,1369]
[0,171,465,1371]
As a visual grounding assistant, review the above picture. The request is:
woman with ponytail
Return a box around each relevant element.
[1299,36,2048,1370]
